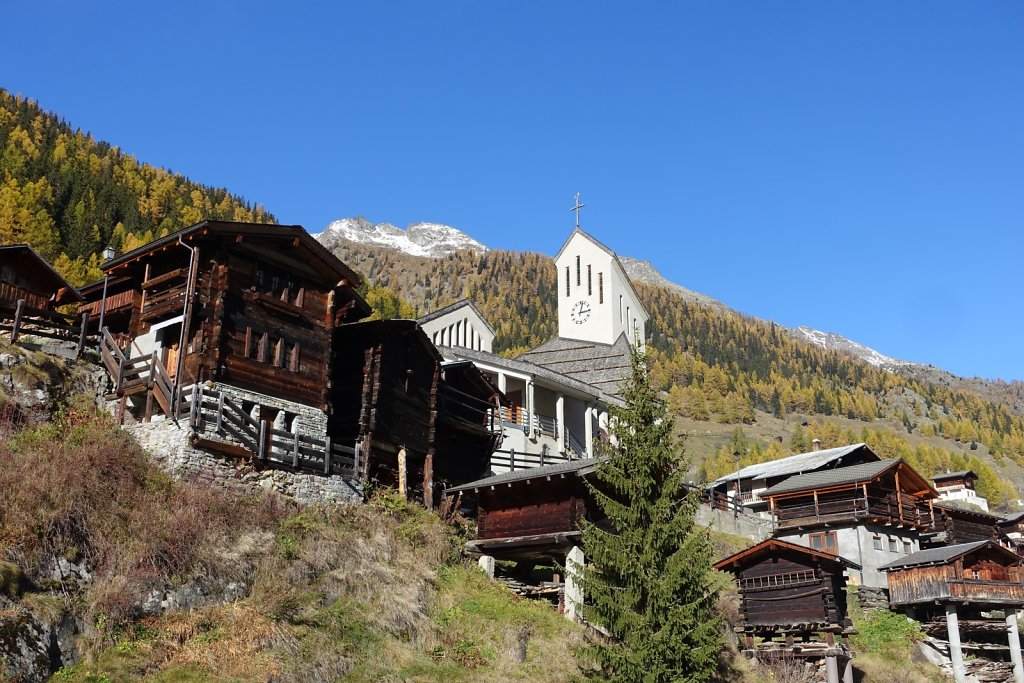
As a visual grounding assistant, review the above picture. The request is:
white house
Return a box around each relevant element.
[418,299,495,353]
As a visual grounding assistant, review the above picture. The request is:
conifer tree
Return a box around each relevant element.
[578,347,722,682]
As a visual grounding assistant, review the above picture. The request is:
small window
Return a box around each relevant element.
[872,536,882,550]
[599,272,604,304]
[903,541,912,554]
[565,266,570,297]
[809,531,837,554]
[576,255,581,286]
[888,538,898,553]
[587,264,592,295]
[287,343,300,372]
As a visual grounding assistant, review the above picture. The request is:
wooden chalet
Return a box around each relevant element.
[998,511,1024,547]
[880,541,1024,683]
[921,502,1004,550]
[714,539,859,683]
[0,244,89,355]
[931,469,990,511]
[88,221,372,475]
[447,458,606,562]
[329,319,502,507]
[707,442,881,512]
[762,459,939,588]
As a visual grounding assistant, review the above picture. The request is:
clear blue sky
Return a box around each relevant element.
[6,2,1022,380]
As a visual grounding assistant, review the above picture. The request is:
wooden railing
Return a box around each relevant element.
[140,282,187,321]
[775,494,933,529]
[438,384,501,434]
[0,298,91,357]
[186,384,357,475]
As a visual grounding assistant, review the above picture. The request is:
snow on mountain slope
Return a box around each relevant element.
[316,216,488,258]
[790,325,911,369]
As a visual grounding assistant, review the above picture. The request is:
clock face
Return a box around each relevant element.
[570,300,592,324]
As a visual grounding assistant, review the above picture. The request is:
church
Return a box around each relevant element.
[422,215,648,474]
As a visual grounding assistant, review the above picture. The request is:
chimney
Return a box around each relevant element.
[812,438,822,451]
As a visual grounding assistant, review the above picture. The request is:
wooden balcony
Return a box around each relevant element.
[775,493,934,530]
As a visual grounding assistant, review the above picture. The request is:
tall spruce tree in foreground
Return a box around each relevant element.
[578,347,723,682]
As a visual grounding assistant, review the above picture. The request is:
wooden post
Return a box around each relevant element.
[862,483,869,515]
[1008,610,1024,683]
[397,447,408,499]
[216,393,224,434]
[946,604,966,683]
[292,430,300,469]
[11,299,24,342]
[509,448,516,471]
[324,436,332,475]
[258,420,267,462]
[423,450,434,511]
[76,311,89,358]
[353,437,362,477]
[190,383,200,428]
[895,468,904,522]
[928,499,936,528]
[814,489,820,521]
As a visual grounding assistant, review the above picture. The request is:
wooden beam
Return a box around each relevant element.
[895,468,904,522]
[398,447,408,499]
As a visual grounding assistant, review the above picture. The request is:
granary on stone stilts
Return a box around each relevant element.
[880,540,1024,683]
[714,538,860,683]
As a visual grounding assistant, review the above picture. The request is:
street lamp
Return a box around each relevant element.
[98,245,116,336]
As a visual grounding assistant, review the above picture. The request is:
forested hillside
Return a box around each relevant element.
[0,89,273,285]
[330,242,1024,508]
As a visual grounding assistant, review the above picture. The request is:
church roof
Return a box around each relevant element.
[417,299,496,335]
[439,344,622,406]
[516,333,634,401]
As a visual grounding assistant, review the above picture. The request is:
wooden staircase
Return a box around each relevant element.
[100,328,179,420]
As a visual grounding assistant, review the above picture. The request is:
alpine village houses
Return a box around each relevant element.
[73,220,502,507]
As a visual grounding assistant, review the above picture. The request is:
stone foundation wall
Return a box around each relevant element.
[205,381,328,438]
[123,418,362,506]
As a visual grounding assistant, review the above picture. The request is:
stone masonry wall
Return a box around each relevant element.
[123,417,362,506]
[204,381,328,440]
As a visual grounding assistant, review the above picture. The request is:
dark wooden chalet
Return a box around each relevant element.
[0,244,82,310]
[447,458,606,562]
[881,540,1024,611]
[931,470,979,492]
[921,503,1004,550]
[94,220,369,414]
[714,538,860,635]
[329,320,502,507]
[762,458,938,531]
[998,511,1024,547]
[0,244,88,353]
[714,539,859,682]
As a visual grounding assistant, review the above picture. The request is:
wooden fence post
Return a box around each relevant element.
[215,393,224,434]
[324,436,332,475]
[292,430,300,469]
[353,437,362,476]
[257,420,267,462]
[76,311,89,358]
[11,299,24,342]
[190,383,200,428]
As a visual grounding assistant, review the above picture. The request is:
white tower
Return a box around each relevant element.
[554,197,648,346]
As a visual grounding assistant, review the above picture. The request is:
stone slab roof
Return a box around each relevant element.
[878,540,999,571]
[760,459,898,497]
[516,333,634,401]
[710,443,875,487]
[445,457,604,493]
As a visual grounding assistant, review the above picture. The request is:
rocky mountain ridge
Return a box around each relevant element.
[316,216,488,258]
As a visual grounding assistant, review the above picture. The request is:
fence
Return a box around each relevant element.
[0,298,91,358]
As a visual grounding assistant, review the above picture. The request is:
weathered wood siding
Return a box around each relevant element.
[478,482,587,539]
[736,556,833,627]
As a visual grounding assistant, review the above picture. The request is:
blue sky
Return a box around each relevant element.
[5,2,1023,380]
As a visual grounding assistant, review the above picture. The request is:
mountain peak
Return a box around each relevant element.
[316,217,488,258]
[790,325,910,369]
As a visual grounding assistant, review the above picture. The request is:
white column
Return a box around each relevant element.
[556,393,565,453]
[842,657,854,683]
[584,403,595,457]
[1008,610,1024,683]
[478,555,495,578]
[565,545,584,622]
[497,372,507,394]
[527,380,536,437]
[946,604,966,683]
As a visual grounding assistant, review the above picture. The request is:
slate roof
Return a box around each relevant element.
[1000,511,1024,525]
[516,333,634,401]
[760,459,899,497]
[878,540,1007,571]
[714,538,862,572]
[931,470,976,482]
[0,244,84,303]
[445,457,605,493]
[710,443,876,487]
[439,345,622,406]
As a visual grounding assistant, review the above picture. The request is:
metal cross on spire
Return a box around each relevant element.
[571,193,585,228]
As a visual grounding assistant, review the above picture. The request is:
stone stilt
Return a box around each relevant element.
[565,545,584,622]
[477,555,495,578]
[825,655,839,683]
[1007,610,1024,683]
[842,656,854,683]
[946,604,966,683]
